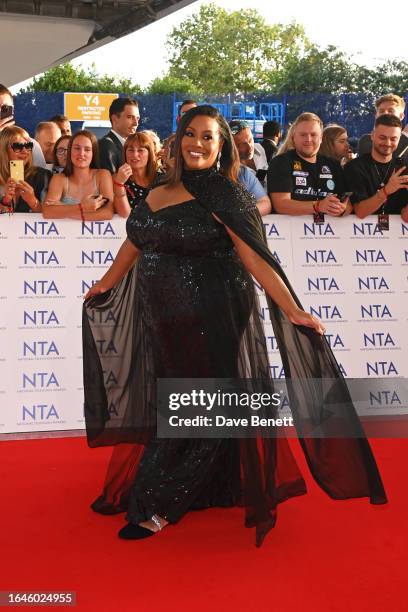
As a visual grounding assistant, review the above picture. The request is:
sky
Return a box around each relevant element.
[12,0,408,92]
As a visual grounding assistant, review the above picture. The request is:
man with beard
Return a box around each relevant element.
[267,112,350,217]
[229,119,271,215]
[344,114,408,222]
[357,94,407,157]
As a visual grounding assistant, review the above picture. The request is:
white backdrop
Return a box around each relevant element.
[0,214,406,434]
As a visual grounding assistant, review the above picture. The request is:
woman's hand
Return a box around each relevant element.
[81,194,105,212]
[84,281,110,300]
[16,179,38,208]
[287,307,326,335]
[4,177,16,200]
[115,164,132,185]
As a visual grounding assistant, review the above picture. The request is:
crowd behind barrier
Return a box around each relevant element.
[1,88,407,436]
[13,91,408,142]
[0,214,406,435]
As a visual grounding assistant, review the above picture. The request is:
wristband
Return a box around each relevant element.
[313,200,320,213]
[382,185,389,198]
[78,203,85,222]
[113,180,125,187]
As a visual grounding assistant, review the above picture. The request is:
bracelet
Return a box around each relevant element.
[78,203,85,222]
[377,189,386,202]
[114,190,127,197]
[113,180,125,187]
[312,200,320,213]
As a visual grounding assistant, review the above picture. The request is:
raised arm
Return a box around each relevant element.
[84,238,140,299]
[112,165,133,218]
[352,167,408,219]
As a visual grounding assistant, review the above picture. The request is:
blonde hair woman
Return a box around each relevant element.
[0,126,50,213]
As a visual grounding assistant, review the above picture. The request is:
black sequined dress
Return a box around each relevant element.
[82,168,386,546]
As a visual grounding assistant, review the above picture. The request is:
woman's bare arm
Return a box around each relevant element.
[223,223,325,334]
[42,172,114,220]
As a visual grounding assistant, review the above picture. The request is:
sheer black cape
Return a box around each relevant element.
[82,167,386,546]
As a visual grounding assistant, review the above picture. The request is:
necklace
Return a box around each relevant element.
[372,158,393,187]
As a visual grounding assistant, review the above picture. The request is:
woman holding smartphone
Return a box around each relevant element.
[43,130,113,220]
[0,125,50,213]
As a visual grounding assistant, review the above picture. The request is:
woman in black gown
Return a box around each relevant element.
[83,106,386,547]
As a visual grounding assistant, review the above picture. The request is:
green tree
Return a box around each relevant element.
[353,59,408,97]
[145,74,202,96]
[166,3,310,94]
[270,45,362,94]
[21,62,142,94]
[270,46,408,96]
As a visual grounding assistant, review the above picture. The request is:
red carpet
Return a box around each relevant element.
[0,436,406,611]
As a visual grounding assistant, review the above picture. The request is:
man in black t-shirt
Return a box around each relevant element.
[267,112,350,217]
[344,114,408,221]
[357,94,408,157]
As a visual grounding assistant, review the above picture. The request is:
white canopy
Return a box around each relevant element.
[0,0,196,86]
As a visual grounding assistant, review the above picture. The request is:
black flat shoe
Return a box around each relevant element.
[118,523,156,540]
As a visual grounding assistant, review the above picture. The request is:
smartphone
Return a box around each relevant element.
[10,160,24,182]
[394,157,407,173]
[0,104,13,120]
[339,191,352,203]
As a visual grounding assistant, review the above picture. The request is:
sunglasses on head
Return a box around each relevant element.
[10,142,34,152]
[229,121,250,135]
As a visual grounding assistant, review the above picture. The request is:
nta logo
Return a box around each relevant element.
[305,250,337,263]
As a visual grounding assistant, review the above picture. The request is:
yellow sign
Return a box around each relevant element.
[64,92,119,121]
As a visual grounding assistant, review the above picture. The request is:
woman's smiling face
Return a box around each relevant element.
[181,115,223,170]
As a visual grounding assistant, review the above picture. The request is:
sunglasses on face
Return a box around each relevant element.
[10,141,34,152]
